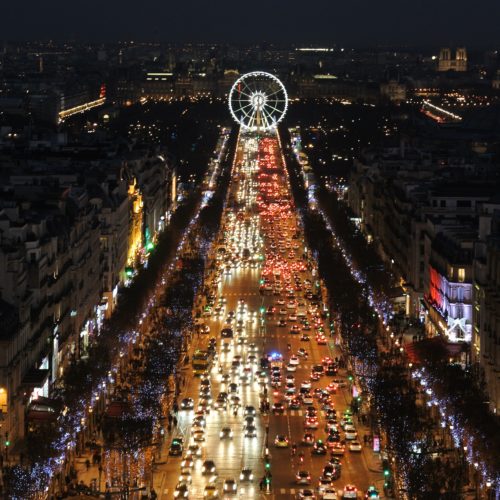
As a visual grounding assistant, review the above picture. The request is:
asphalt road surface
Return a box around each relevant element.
[153,131,384,500]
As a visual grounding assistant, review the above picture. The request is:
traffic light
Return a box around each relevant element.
[382,459,390,479]
[4,432,9,447]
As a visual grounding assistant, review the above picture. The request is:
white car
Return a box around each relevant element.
[289,355,300,366]
[322,488,338,499]
[286,363,297,372]
[349,440,362,452]
[223,478,237,493]
[344,428,357,440]
[342,484,358,498]
[302,395,314,405]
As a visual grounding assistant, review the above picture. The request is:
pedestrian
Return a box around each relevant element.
[85,459,91,471]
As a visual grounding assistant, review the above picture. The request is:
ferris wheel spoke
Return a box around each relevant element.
[263,107,273,128]
[239,101,254,113]
[238,89,253,99]
[264,103,285,116]
[265,88,284,98]
[264,106,277,127]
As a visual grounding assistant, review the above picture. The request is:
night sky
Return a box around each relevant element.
[3,0,500,47]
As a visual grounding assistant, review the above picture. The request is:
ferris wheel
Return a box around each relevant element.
[228,71,288,131]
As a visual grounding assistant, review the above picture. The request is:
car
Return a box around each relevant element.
[290,325,301,334]
[301,380,312,390]
[304,417,319,429]
[301,432,315,445]
[302,394,314,405]
[289,355,300,365]
[169,438,184,456]
[244,415,255,427]
[193,415,206,427]
[318,476,334,493]
[286,363,297,372]
[193,430,205,442]
[323,464,341,480]
[322,488,338,499]
[248,343,258,353]
[181,457,194,468]
[295,470,312,485]
[180,398,194,410]
[328,456,343,469]
[245,405,256,416]
[316,336,327,345]
[297,489,316,499]
[220,427,233,439]
[223,479,237,494]
[301,334,310,342]
[274,434,289,448]
[330,443,345,456]
[245,425,257,438]
[202,460,217,475]
[349,440,362,452]
[312,440,327,455]
[186,444,202,458]
[273,402,285,414]
[325,421,339,434]
[289,398,301,409]
[344,429,357,441]
[342,484,358,499]
[179,468,192,484]
[297,348,308,357]
[326,382,338,394]
[364,486,380,499]
[174,482,189,498]
[240,468,254,482]
[312,364,324,375]
[333,378,348,388]
[203,485,219,498]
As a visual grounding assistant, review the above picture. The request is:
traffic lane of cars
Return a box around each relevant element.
[264,309,378,496]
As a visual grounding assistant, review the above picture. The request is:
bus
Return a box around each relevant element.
[192,349,210,375]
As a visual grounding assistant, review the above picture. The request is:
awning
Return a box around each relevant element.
[404,336,467,365]
[27,397,61,422]
[27,406,58,422]
[21,368,49,387]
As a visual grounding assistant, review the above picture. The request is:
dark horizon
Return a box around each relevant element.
[2,0,500,49]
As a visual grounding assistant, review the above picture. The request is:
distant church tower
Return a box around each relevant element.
[438,47,467,72]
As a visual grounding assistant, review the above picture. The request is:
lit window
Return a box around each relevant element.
[458,268,465,282]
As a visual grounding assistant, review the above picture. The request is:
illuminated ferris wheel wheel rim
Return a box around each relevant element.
[229,71,288,131]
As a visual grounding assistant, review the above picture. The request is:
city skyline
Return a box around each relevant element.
[2,0,500,47]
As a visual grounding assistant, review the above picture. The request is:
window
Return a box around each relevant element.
[458,268,465,282]
[457,287,464,302]
[456,200,471,208]
[440,200,446,208]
